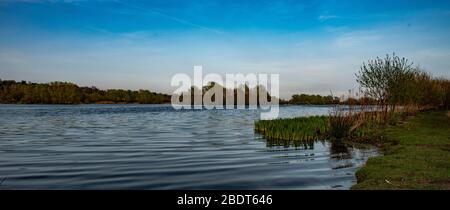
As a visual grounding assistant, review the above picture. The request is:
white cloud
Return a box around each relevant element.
[333,33,382,48]
[318,15,339,21]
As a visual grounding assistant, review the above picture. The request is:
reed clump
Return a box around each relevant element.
[254,116,328,142]
[328,113,354,139]
[327,107,381,141]
[254,106,386,144]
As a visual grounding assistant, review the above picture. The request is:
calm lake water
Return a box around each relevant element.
[0,104,377,189]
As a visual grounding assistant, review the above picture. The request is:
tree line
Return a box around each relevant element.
[356,53,450,115]
[286,94,379,105]
[2,55,449,108]
[288,94,339,105]
[0,80,171,104]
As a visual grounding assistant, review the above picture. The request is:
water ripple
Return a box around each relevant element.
[0,104,378,189]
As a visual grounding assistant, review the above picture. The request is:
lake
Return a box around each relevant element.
[0,104,378,189]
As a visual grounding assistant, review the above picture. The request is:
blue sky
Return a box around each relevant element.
[1,0,450,98]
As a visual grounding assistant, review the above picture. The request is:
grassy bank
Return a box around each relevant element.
[254,110,450,189]
[352,110,450,190]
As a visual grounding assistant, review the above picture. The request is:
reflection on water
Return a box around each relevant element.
[330,142,351,159]
[264,137,369,173]
[263,137,319,150]
[265,138,353,160]
[0,104,378,189]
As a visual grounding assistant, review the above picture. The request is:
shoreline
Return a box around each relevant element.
[254,109,450,189]
[352,110,450,189]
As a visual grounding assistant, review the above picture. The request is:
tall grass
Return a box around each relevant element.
[255,96,414,144]
[254,116,328,142]
[327,90,382,140]
[328,106,355,140]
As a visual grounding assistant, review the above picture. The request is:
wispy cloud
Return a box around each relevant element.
[112,0,225,35]
[318,15,339,21]
[333,32,382,48]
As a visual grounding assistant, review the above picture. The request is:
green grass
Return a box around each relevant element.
[254,113,381,143]
[352,110,450,190]
[254,116,328,143]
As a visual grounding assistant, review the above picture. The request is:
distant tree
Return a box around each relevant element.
[289,94,339,105]
[0,79,170,104]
